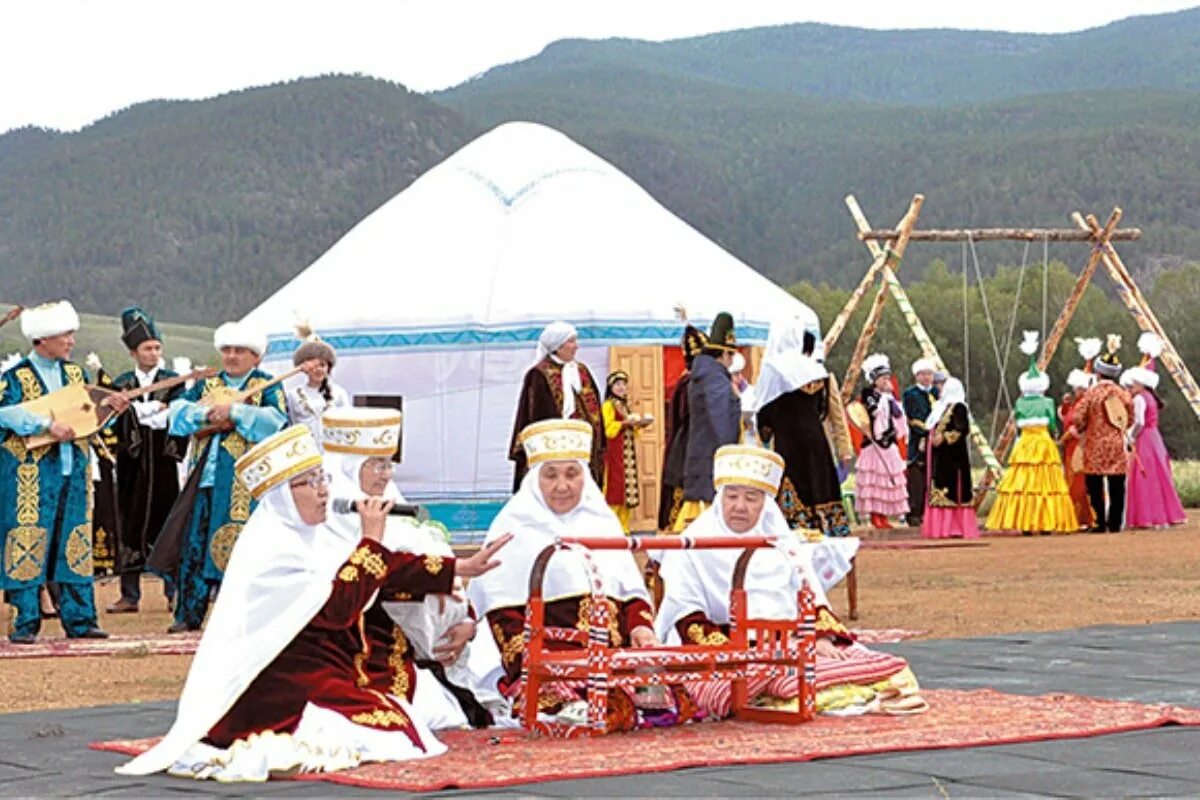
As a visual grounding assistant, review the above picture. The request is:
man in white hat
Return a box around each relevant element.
[902,357,938,527]
[152,321,287,633]
[0,301,127,643]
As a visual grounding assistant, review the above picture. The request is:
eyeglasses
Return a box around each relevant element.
[363,460,394,475]
[290,471,332,489]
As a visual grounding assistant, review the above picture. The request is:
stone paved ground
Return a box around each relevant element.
[3,622,1198,798]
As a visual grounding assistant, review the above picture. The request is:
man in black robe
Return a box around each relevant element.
[107,307,188,613]
[681,313,741,513]
[902,358,938,527]
[657,322,707,530]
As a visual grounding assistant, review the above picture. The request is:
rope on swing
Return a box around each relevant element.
[962,240,970,402]
[988,240,1032,443]
[965,233,1016,442]
[1041,234,1050,348]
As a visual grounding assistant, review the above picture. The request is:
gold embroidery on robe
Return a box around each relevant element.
[338,565,359,582]
[353,614,372,688]
[577,596,621,646]
[423,555,444,576]
[16,464,39,525]
[350,708,410,729]
[350,545,387,579]
[15,367,42,401]
[209,523,242,572]
[686,622,730,646]
[4,526,46,582]
[387,625,411,698]
[64,523,93,576]
[816,607,851,639]
[493,622,524,668]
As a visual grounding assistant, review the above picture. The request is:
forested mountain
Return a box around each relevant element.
[1,9,1199,324]
[452,8,1200,106]
[0,77,473,322]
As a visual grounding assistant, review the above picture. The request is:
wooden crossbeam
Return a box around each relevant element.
[858,228,1141,242]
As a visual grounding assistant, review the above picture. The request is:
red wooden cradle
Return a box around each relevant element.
[521,535,817,737]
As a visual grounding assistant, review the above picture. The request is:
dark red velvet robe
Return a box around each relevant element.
[205,540,454,749]
[673,604,853,648]
[508,357,605,491]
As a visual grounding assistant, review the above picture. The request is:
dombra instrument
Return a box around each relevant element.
[192,360,317,438]
[21,367,217,450]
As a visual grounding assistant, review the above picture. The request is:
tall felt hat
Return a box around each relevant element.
[322,407,402,457]
[292,317,336,367]
[1120,332,1162,390]
[713,445,785,495]
[1016,331,1049,394]
[235,425,324,501]
[519,419,593,466]
[1094,334,1122,380]
[120,306,162,350]
[704,312,737,353]
[862,353,891,383]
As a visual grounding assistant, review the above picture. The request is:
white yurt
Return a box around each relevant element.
[242,122,817,534]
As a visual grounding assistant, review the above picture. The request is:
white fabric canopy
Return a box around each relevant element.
[241,122,817,510]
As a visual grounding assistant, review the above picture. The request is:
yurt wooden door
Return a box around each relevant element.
[608,346,665,532]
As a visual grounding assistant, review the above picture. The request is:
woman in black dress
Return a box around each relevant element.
[753,317,851,537]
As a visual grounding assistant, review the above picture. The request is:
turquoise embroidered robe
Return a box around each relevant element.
[0,358,94,589]
[169,369,286,581]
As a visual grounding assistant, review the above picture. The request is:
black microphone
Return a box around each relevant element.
[331,498,428,520]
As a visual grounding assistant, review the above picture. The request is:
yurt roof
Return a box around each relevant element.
[244,122,816,357]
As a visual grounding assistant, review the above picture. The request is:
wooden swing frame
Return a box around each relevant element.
[824,194,1199,506]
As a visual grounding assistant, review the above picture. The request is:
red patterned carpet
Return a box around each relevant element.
[91,689,1200,792]
[0,629,920,660]
[0,632,200,660]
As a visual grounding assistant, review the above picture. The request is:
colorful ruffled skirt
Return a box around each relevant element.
[985,425,1079,533]
[855,444,909,517]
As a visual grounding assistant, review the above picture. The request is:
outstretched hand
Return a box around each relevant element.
[455,532,513,578]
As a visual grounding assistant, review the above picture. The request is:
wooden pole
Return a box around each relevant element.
[858,228,1141,242]
[974,208,1122,502]
[843,199,1002,478]
[824,194,924,355]
[1074,213,1200,425]
[838,196,924,400]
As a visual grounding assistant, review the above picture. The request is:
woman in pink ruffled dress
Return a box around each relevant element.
[854,354,909,529]
[1121,334,1186,530]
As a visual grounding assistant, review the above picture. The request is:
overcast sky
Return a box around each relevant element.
[1,0,1194,134]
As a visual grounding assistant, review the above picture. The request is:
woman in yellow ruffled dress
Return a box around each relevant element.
[986,332,1079,534]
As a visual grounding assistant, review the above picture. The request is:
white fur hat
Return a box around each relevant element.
[862,353,891,382]
[1066,369,1095,391]
[213,321,267,357]
[911,357,936,377]
[20,301,80,341]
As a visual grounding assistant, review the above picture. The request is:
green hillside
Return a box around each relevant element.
[0,304,216,376]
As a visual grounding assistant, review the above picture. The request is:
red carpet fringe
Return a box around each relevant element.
[90,689,1200,792]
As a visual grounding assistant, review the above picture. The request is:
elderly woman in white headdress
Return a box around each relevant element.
[116,426,507,782]
[508,321,605,491]
[320,407,509,731]
[471,419,699,730]
[657,445,923,719]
